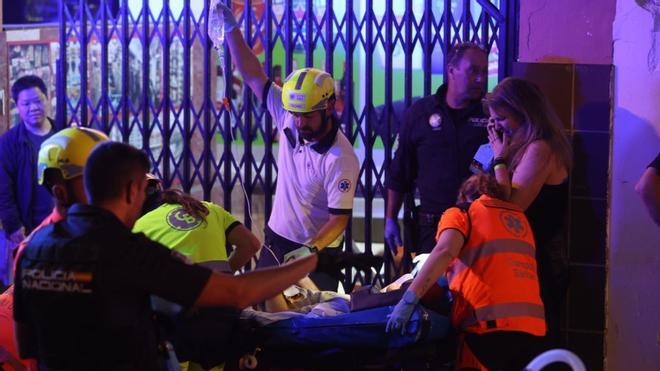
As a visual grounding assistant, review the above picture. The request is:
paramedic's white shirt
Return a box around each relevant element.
[264,82,359,247]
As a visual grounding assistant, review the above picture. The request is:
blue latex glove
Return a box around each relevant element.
[384,217,402,252]
[386,290,420,335]
[210,0,239,33]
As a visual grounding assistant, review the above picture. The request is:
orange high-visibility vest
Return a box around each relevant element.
[436,195,546,336]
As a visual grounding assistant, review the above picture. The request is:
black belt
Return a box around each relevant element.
[416,211,442,226]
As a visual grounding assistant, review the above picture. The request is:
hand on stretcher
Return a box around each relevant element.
[385,290,420,335]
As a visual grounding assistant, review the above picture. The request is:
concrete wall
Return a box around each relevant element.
[609,1,660,370]
[520,0,660,370]
[518,0,615,64]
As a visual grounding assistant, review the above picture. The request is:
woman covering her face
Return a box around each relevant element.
[484,77,573,349]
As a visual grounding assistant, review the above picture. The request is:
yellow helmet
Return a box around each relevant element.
[38,127,110,185]
[281,68,335,113]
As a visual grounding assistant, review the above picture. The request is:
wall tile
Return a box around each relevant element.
[571,132,610,199]
[573,64,612,132]
[569,198,607,265]
[512,62,574,130]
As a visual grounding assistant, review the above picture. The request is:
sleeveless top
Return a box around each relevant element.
[525,182,569,246]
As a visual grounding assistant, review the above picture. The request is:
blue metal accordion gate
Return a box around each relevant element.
[58,0,516,289]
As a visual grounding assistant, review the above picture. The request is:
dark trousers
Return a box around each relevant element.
[464,331,543,371]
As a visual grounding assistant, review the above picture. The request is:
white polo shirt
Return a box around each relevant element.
[264,81,359,247]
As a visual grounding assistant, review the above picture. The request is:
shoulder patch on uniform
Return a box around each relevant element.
[166,207,203,231]
[429,113,442,130]
[338,178,352,193]
[499,210,527,238]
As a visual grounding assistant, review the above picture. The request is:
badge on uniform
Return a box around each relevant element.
[429,113,442,131]
[499,210,528,238]
[338,179,352,193]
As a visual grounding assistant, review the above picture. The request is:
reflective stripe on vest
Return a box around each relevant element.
[448,239,536,284]
[462,302,546,328]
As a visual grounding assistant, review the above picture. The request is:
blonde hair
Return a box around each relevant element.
[484,77,572,171]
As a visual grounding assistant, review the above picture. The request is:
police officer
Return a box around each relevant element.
[209,3,359,293]
[385,43,489,254]
[1,127,109,371]
[13,141,317,369]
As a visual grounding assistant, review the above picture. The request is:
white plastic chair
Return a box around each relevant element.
[524,349,586,371]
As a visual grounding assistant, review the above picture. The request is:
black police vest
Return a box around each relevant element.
[15,220,162,369]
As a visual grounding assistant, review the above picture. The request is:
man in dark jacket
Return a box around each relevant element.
[0,75,55,245]
[385,43,489,254]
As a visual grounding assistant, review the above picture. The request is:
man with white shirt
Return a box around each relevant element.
[210,3,359,292]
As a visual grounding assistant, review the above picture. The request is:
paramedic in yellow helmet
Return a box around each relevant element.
[210,2,359,294]
[2,126,108,370]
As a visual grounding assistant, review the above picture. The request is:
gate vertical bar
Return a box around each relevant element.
[342,0,353,259]
[162,0,171,185]
[482,11,489,49]
[343,0,353,141]
[242,0,254,228]
[58,1,67,128]
[121,0,130,141]
[79,0,88,126]
[364,0,374,284]
[203,0,212,200]
[383,0,393,283]
[100,0,109,133]
[442,0,451,84]
[462,0,471,42]
[403,0,412,107]
[264,0,274,217]
[142,0,151,151]
[324,0,333,74]
[401,0,414,272]
[423,0,432,96]
[285,0,293,75]
[223,0,233,210]
[499,0,518,80]
[305,0,313,67]
[182,0,192,192]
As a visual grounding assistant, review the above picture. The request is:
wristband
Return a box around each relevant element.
[492,157,506,167]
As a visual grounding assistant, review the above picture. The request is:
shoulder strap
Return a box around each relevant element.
[455,202,473,242]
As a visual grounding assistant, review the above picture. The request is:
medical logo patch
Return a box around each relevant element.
[499,211,527,238]
[338,179,352,193]
[167,207,203,231]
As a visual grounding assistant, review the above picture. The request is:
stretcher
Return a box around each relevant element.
[232,304,453,370]
[164,303,453,370]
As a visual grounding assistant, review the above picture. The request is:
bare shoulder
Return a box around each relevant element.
[521,140,552,163]
[526,140,568,181]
